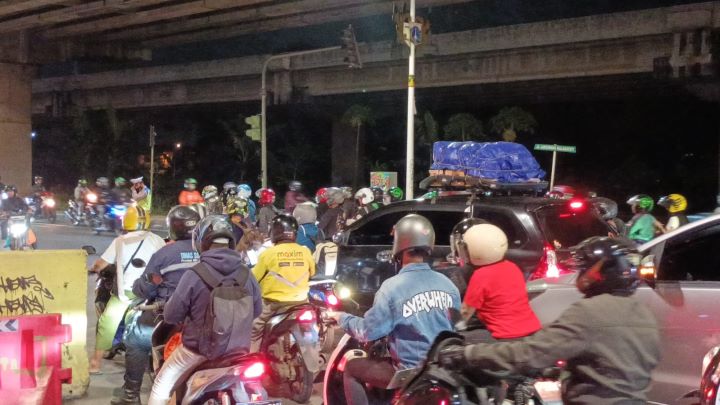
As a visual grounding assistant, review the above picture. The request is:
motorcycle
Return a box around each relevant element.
[95,201,129,235]
[40,192,57,223]
[148,313,278,405]
[257,279,343,404]
[3,214,37,250]
[699,346,720,404]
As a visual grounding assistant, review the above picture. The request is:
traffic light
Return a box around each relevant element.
[341,24,362,68]
[245,114,261,141]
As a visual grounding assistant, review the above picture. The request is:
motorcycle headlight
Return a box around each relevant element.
[86,193,98,203]
[10,222,28,236]
[24,197,33,204]
[1,192,7,200]
[45,198,56,208]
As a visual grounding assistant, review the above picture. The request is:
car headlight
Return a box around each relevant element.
[10,222,28,236]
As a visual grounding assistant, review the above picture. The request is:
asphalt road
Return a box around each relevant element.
[33,218,323,405]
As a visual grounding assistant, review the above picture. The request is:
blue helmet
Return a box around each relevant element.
[237,184,252,199]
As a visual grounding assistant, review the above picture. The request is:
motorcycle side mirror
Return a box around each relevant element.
[131,258,147,268]
[376,250,393,263]
[82,245,97,255]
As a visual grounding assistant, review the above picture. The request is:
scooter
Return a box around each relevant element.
[4,214,37,250]
[149,316,278,405]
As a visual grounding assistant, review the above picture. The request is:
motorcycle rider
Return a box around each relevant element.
[328,214,461,405]
[131,177,152,228]
[439,236,661,404]
[315,187,330,219]
[318,187,346,239]
[451,219,541,340]
[371,186,385,207]
[626,194,664,243]
[226,196,251,243]
[201,185,222,215]
[388,186,404,203]
[178,178,204,206]
[347,187,379,225]
[237,184,257,223]
[658,193,689,232]
[256,188,280,236]
[73,179,90,223]
[148,215,263,405]
[31,175,46,194]
[221,181,238,208]
[0,185,28,242]
[110,206,201,405]
[250,214,315,352]
[284,180,308,214]
[293,202,320,252]
[111,177,132,203]
[88,205,166,374]
[592,196,626,236]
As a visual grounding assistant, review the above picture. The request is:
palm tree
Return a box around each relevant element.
[342,104,375,189]
[489,107,537,142]
[443,113,485,141]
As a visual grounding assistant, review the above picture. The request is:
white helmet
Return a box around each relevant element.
[293,202,317,224]
[355,187,374,205]
[455,223,508,266]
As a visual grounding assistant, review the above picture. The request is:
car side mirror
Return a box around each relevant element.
[82,245,97,255]
[376,250,393,263]
[131,258,147,268]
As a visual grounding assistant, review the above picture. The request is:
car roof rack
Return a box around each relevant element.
[418,174,548,197]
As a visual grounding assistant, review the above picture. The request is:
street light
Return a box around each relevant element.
[259,25,361,188]
[175,142,182,150]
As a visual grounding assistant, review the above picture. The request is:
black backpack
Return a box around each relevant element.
[192,262,254,359]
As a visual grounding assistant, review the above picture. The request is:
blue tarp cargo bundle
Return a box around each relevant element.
[431,141,546,183]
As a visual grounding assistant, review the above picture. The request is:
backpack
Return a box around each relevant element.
[191,262,254,359]
[313,242,338,277]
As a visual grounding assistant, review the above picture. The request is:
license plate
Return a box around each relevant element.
[534,380,561,402]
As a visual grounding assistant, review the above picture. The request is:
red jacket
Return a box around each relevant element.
[464,260,541,339]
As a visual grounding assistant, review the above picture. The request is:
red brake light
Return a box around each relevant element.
[326,294,339,307]
[242,361,265,379]
[568,199,585,211]
[530,244,572,280]
[298,309,315,322]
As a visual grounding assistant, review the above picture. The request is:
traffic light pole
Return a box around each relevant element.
[405,0,416,200]
[260,46,340,188]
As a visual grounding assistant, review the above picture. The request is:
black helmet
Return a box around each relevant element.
[191,214,236,254]
[289,181,302,192]
[167,205,201,241]
[270,214,298,244]
[591,197,618,220]
[570,237,639,298]
[450,218,488,265]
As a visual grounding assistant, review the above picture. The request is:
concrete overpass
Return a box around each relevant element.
[32,2,720,114]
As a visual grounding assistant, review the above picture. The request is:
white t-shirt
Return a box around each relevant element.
[101,230,166,300]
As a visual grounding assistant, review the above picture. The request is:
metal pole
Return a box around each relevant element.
[405,0,416,200]
[549,147,557,190]
[260,46,340,189]
[149,125,155,212]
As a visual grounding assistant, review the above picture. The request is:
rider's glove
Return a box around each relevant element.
[438,345,468,370]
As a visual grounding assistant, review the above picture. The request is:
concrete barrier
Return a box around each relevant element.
[0,250,89,398]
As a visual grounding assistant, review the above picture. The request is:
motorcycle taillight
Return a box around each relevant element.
[242,361,265,379]
[298,309,315,323]
[529,244,572,281]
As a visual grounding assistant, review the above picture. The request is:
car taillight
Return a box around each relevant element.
[568,198,586,211]
[326,294,339,307]
[530,244,572,281]
[242,361,265,379]
[298,309,315,322]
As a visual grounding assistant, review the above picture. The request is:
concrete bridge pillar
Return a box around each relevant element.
[0,62,33,195]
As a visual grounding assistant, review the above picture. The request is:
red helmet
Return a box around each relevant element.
[315,187,329,204]
[259,188,276,205]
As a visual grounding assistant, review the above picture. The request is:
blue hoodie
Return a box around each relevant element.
[164,248,263,354]
[340,262,461,369]
[133,239,199,301]
[296,223,320,252]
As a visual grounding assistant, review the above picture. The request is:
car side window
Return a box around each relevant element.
[348,211,407,245]
[658,225,720,281]
[474,209,528,248]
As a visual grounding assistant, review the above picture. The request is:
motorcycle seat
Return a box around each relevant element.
[195,350,261,371]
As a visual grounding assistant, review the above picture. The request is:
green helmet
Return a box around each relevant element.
[388,186,404,201]
[627,194,654,212]
[78,179,88,186]
[184,178,198,190]
[114,177,127,186]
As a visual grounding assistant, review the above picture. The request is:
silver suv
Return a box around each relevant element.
[528,215,720,404]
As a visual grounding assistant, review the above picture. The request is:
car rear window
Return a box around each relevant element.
[535,203,610,249]
[348,210,465,246]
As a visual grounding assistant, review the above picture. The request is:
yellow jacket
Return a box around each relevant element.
[252,242,316,302]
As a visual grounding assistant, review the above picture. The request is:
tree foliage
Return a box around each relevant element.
[220,115,260,182]
[489,107,537,142]
[443,113,485,141]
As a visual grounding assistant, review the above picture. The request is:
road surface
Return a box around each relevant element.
[32,218,323,405]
